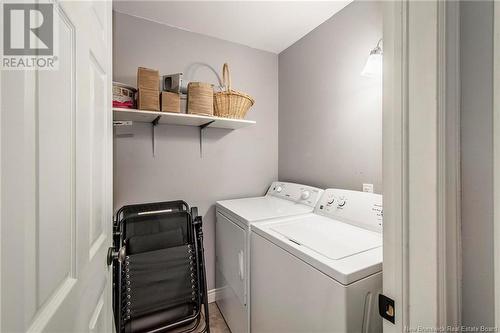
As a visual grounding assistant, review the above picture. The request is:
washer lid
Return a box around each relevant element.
[216,196,314,224]
[271,215,382,260]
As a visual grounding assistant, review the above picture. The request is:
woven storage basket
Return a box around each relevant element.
[214,63,255,119]
[187,82,214,116]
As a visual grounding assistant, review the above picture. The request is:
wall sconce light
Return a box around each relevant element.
[361,38,383,78]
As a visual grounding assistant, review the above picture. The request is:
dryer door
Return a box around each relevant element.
[215,211,248,333]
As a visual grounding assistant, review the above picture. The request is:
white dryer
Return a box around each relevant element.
[215,182,323,333]
[251,189,383,333]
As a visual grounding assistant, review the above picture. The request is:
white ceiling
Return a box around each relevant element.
[113,1,352,54]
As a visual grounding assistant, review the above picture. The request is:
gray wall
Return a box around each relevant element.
[460,1,494,326]
[278,1,383,193]
[113,12,279,290]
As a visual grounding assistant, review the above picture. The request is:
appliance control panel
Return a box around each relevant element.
[315,188,383,233]
[266,182,323,208]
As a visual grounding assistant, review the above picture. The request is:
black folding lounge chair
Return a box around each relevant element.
[108,200,210,333]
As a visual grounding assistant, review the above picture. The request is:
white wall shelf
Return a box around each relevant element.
[113,108,255,157]
[113,108,256,129]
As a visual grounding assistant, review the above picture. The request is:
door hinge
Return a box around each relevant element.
[378,294,395,324]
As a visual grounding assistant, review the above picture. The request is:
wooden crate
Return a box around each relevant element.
[137,88,160,111]
[161,91,181,113]
[137,67,160,91]
[187,82,213,116]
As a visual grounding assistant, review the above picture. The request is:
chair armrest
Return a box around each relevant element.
[191,207,199,219]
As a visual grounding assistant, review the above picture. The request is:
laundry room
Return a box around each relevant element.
[112,0,382,332]
[6,0,497,332]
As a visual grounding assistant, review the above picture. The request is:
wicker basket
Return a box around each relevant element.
[214,63,255,119]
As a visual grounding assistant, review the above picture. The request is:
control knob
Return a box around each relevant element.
[337,198,346,207]
[276,186,283,193]
[300,190,310,200]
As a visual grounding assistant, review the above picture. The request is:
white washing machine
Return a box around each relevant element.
[215,182,324,333]
[251,189,383,333]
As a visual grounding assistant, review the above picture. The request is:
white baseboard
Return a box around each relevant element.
[207,288,221,304]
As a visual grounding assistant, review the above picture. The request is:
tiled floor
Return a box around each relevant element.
[171,303,230,333]
[208,303,231,333]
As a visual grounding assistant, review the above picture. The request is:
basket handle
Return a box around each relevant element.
[222,63,231,92]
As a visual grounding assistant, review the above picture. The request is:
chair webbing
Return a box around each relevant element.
[123,245,197,324]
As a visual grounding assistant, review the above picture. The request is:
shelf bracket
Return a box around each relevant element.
[199,120,215,157]
[152,116,161,157]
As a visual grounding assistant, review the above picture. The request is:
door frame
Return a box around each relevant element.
[441,0,462,326]
[0,48,2,333]
[494,0,500,327]
[383,1,461,331]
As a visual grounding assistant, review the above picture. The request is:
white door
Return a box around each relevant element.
[1,0,113,332]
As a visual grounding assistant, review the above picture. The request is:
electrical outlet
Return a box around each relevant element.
[113,120,133,127]
[363,183,374,193]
